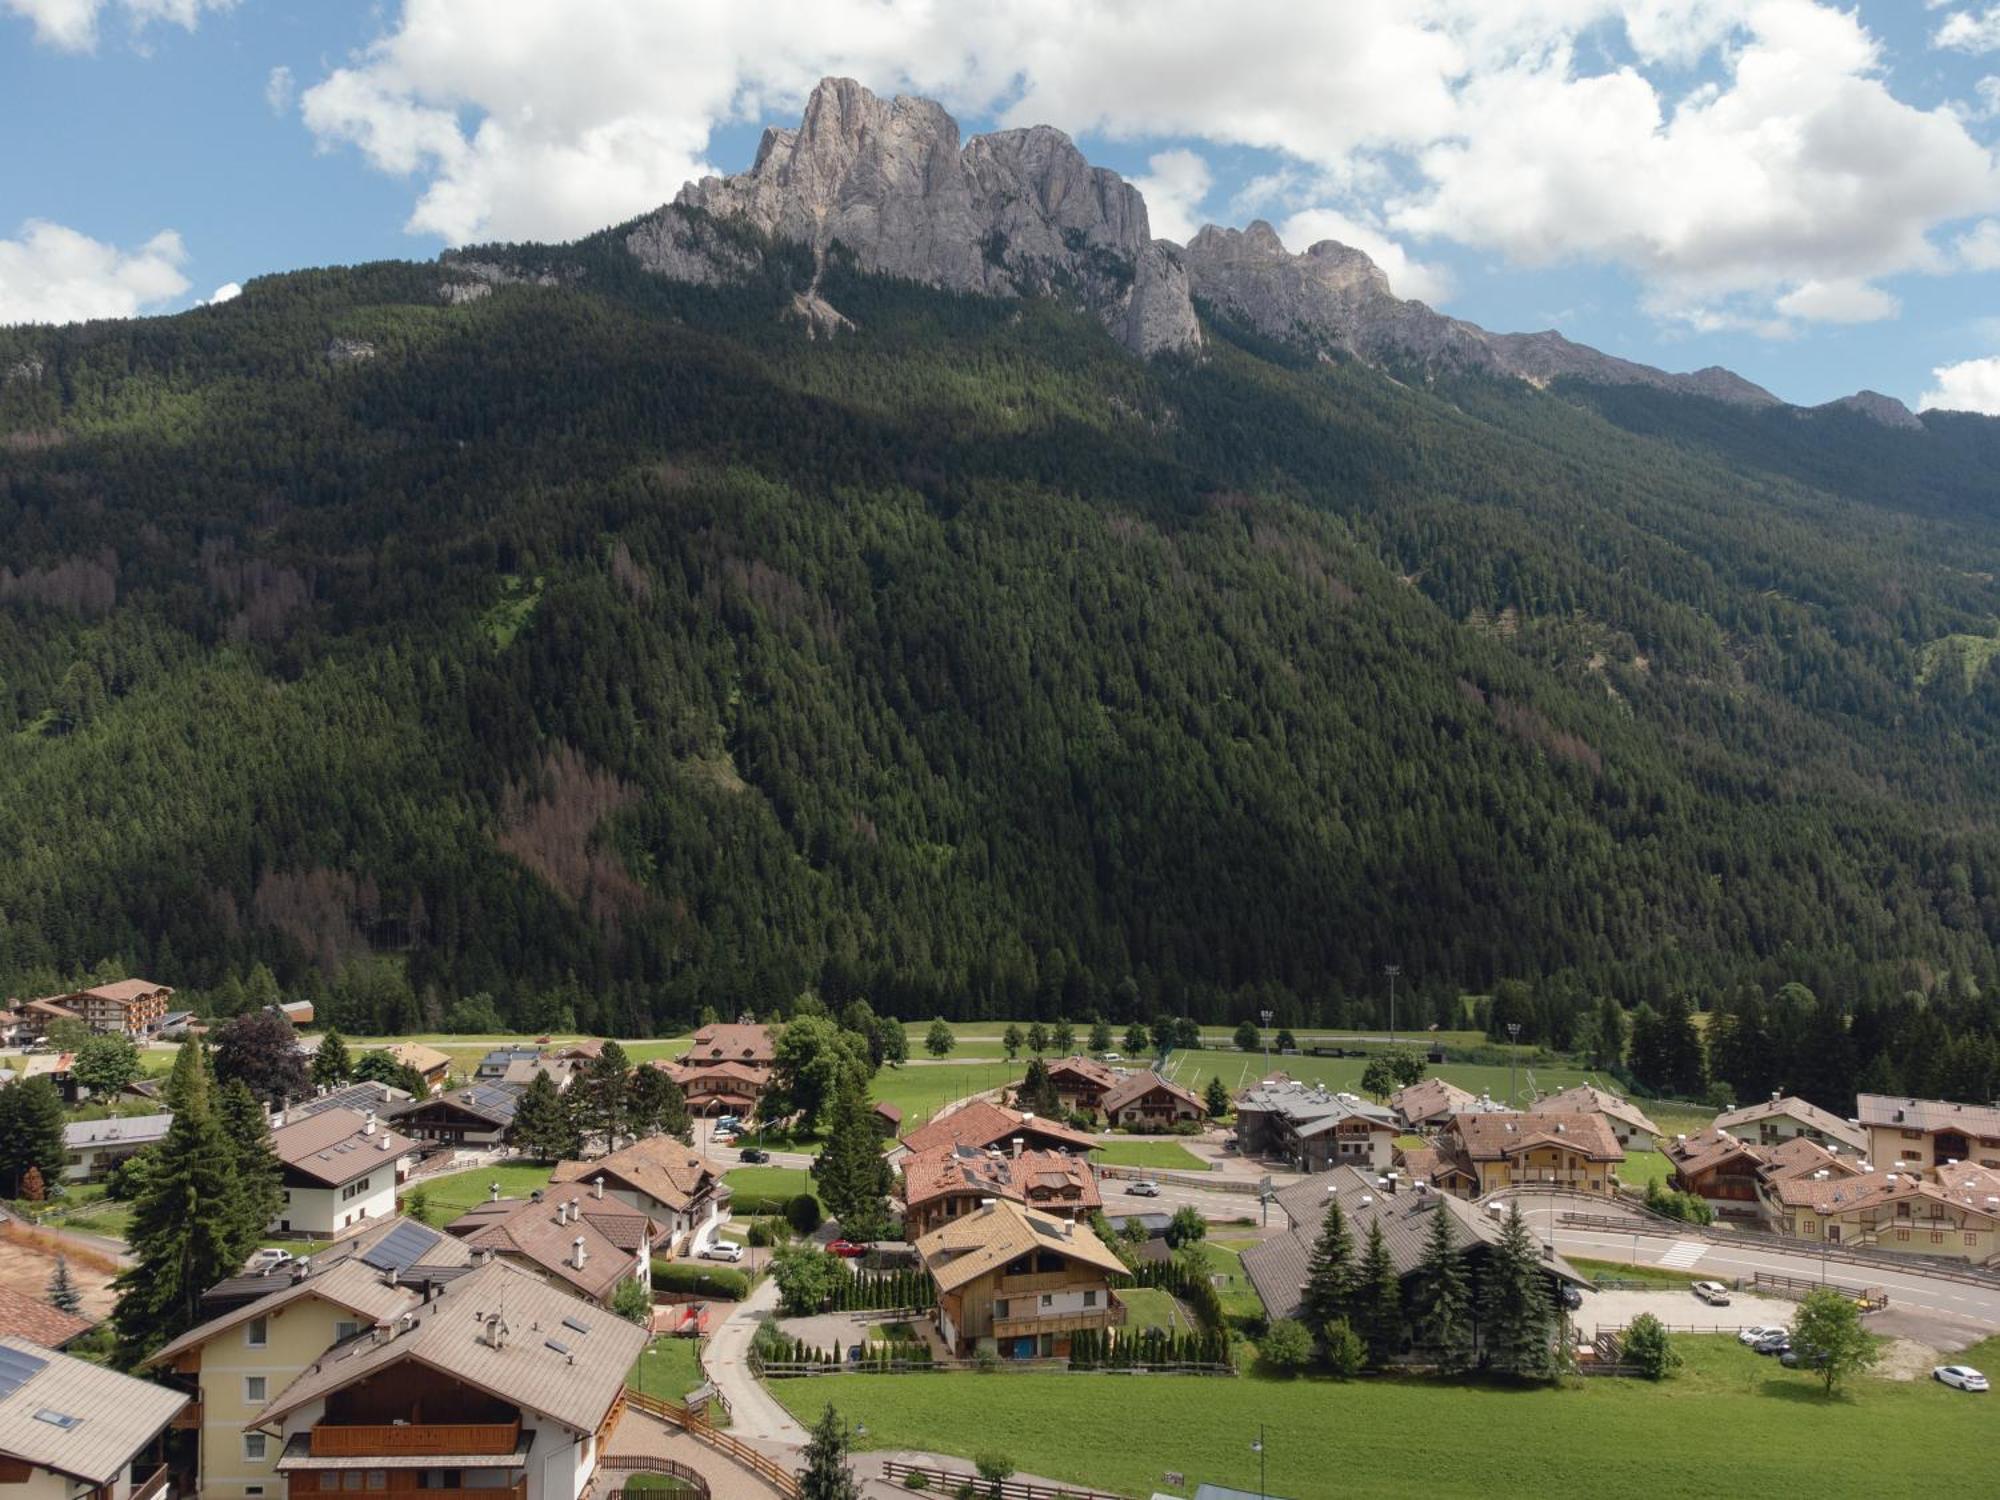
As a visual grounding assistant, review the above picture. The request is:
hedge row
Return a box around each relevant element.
[650,1259,750,1299]
[1069,1325,1233,1370]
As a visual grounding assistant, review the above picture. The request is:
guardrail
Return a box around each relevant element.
[1555,1210,2000,1290]
[625,1391,800,1500]
[879,1461,1128,1500]
[1094,1164,1258,1194]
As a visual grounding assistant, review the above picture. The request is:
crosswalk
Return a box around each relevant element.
[1657,1239,1708,1270]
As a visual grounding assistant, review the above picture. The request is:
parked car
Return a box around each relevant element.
[738,1146,770,1163]
[1934,1365,1990,1392]
[1101,1053,1122,1063]
[1780,1347,1828,1370]
[1126,1180,1162,1197]
[1752,1333,1791,1356]
[245,1247,293,1274]
[1737,1324,1786,1346]
[713,1115,742,1129]
[826,1239,866,1258]
[1691,1280,1732,1306]
[1557,1284,1583,1310]
[701,1242,745,1263]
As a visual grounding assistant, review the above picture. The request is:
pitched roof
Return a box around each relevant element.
[872,1101,903,1124]
[443,1195,643,1302]
[21,1054,73,1078]
[1100,1070,1205,1116]
[253,1260,646,1436]
[1235,1079,1399,1133]
[61,1114,173,1150]
[1663,1128,1767,1179]
[291,1081,416,1121]
[1045,1056,1117,1090]
[1713,1095,1866,1153]
[388,1042,453,1075]
[75,979,170,1004]
[899,1146,1100,1213]
[1758,1136,1865,1184]
[0,1289,92,1350]
[1389,1078,1478,1126]
[548,1136,724,1212]
[269,1108,417,1186]
[680,1023,776,1066]
[1444,1111,1624,1162]
[898,1100,1097,1157]
[1855,1094,2000,1137]
[391,1084,521,1129]
[1529,1085,1660,1137]
[21,1002,78,1022]
[499,1057,580,1091]
[658,1058,766,1085]
[1773,1162,2000,1223]
[0,1335,185,1485]
[913,1199,1125,1293]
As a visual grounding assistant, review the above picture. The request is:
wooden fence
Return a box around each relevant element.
[624,1391,800,1500]
[1750,1271,1888,1310]
[878,1461,1127,1500]
[604,1454,709,1500]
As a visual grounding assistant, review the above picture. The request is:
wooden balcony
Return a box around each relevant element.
[168,1401,202,1430]
[291,1480,523,1500]
[130,1465,170,1500]
[309,1422,520,1457]
[992,1305,1125,1340]
[996,1270,1104,1296]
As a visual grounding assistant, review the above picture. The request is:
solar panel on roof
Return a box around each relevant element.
[0,1346,47,1400]
[360,1220,441,1271]
[1029,1219,1067,1241]
[544,1338,571,1356]
[561,1316,590,1335]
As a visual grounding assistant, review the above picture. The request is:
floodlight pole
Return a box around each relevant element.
[1385,964,1400,1046]
[1507,1022,1522,1106]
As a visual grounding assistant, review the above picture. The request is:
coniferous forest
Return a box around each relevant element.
[5,223,2000,1082]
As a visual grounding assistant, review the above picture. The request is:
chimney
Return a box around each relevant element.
[1770,1091,1781,1104]
[980,1198,997,1215]
[1060,1218,1074,1238]
[1011,1137,1023,1159]
[483,1312,508,1349]
[572,1236,587,1270]
[531,1188,544,1203]
[489,1181,502,1203]
[593,1175,605,1200]
[364,1112,376,1136]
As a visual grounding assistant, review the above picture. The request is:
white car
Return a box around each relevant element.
[1736,1324,1786,1346]
[246,1248,293,1274]
[1934,1365,1989,1392]
[1126,1180,1162,1197]
[701,1242,745,1263]
[1691,1280,1732,1306]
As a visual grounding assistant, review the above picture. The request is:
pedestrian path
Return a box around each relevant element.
[1657,1239,1707,1270]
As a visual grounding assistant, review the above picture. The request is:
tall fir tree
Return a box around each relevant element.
[581,1042,633,1149]
[1301,1198,1356,1346]
[1357,1219,1404,1367]
[1479,1204,1555,1379]
[217,1078,284,1266]
[1412,1197,1472,1373]
[799,1404,859,1500]
[512,1072,578,1161]
[0,1078,66,1197]
[815,1077,891,1236]
[311,1030,353,1089]
[114,1041,248,1364]
[627,1062,688,1139]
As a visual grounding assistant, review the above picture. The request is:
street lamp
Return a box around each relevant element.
[1251,1424,1266,1500]
[1384,964,1400,1046]
[1507,1022,1522,1107]
[1259,1009,1273,1078]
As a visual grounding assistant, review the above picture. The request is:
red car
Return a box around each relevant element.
[826,1239,866,1259]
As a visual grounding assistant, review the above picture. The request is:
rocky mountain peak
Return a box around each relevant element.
[632,77,1200,356]
[1820,389,1926,431]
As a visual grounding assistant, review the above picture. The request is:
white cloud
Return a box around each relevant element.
[205,281,241,304]
[266,65,295,116]
[4,0,232,52]
[297,0,2000,332]
[1958,218,2000,269]
[1920,355,2000,413]
[1936,6,2000,52]
[0,220,190,324]
[1772,277,1899,323]
[1129,149,1212,244]
[1277,207,1456,304]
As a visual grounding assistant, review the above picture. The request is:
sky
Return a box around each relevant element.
[5,1,2000,412]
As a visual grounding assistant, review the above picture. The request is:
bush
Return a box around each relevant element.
[1322,1317,1366,1379]
[1643,1178,1716,1225]
[650,1259,750,1299]
[770,1244,845,1315]
[1621,1313,1680,1380]
[1257,1318,1313,1375]
[903,1475,929,1491]
[786,1193,824,1236]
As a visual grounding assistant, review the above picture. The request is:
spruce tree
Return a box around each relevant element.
[0,1079,67,1197]
[581,1042,633,1150]
[218,1078,284,1266]
[800,1404,858,1500]
[1204,1076,1231,1118]
[511,1072,577,1161]
[1479,1204,1555,1378]
[114,1042,246,1363]
[46,1257,80,1316]
[311,1030,353,1088]
[1358,1219,1403,1367]
[1413,1197,1472,1373]
[1300,1198,1356,1346]
[816,1077,891,1237]
[628,1063,688,1139]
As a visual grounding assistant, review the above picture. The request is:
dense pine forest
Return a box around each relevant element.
[5,222,2000,1081]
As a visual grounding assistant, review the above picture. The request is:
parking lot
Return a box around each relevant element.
[1572,1285,1796,1338]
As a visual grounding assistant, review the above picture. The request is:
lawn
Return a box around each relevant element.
[1089,1141,1208,1171]
[628,1335,709,1403]
[1117,1286,1194,1334]
[1566,1256,1709,1288]
[723,1167,814,1214]
[1202,1238,1270,1324]
[408,1162,556,1224]
[1160,1050,1607,1113]
[1617,1150,1674,1190]
[870,1060,1022,1130]
[774,1335,2000,1500]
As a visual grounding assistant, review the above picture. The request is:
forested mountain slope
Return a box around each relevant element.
[4,231,2000,1042]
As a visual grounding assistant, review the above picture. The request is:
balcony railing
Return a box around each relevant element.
[129,1465,171,1500]
[992,1306,1126,1340]
[996,1271,1105,1296]
[309,1422,520,1457]
[168,1401,202,1430]
[291,1482,522,1500]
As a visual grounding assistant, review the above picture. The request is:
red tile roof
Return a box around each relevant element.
[0,1287,92,1349]
[898,1100,1097,1157]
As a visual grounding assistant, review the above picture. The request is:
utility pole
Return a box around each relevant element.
[1507,1021,1522,1107]
[1384,964,1401,1046]
[1252,1423,1266,1500]
[1260,1008,1273,1079]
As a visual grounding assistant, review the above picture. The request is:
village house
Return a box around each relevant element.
[268,1109,417,1240]
[1242,1167,1589,1338]
[653,1058,763,1119]
[1857,1094,2000,1173]
[899,1143,1102,1238]
[288,1082,414,1124]
[1099,1070,1206,1130]
[892,1100,1098,1167]
[29,980,174,1038]
[0,1335,185,1500]
[476,1048,544,1081]
[1764,1160,2000,1265]
[143,1218,475,1500]
[548,1136,729,1254]
[442,1189,655,1306]
[1232,1079,1400,1173]
[62,1113,173,1182]
[1430,1112,1624,1198]
[914,1198,1129,1360]
[384,1044,452,1095]
[244,1259,643,1500]
[1389,1078,1481,1132]
[1713,1093,1868,1155]
[1528,1085,1660,1149]
[1664,1128,1770,1218]
[385,1083,520,1148]
[1042,1057,1118,1117]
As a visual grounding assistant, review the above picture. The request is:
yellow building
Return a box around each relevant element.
[1766,1161,2000,1267]
[1431,1112,1625,1197]
[915,1198,1129,1360]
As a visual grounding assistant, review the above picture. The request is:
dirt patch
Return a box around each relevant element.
[0,1228,118,1320]
[1873,1336,1941,1382]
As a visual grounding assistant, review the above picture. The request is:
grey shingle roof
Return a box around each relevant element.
[0,1335,185,1485]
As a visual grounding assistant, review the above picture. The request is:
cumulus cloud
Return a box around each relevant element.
[296,0,2000,331]
[4,0,233,52]
[1277,207,1455,305]
[205,281,241,304]
[1130,149,1212,244]
[1920,355,2000,413]
[0,220,190,324]
[1936,6,2000,52]
[1958,218,2000,269]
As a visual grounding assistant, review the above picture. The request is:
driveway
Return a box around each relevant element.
[702,1278,809,1447]
[1572,1286,1793,1337]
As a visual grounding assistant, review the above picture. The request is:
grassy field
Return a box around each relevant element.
[1566,1256,1710,1288]
[1160,1050,1607,1113]
[1088,1140,1208,1171]
[1617,1150,1674,1189]
[723,1167,814,1213]
[1203,1237,1271,1324]
[871,1060,1022,1129]
[627,1336,726,1425]
[408,1162,557,1224]
[775,1335,2000,1500]
[1117,1286,1193,1334]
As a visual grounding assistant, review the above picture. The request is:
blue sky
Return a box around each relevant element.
[5,1,2000,412]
